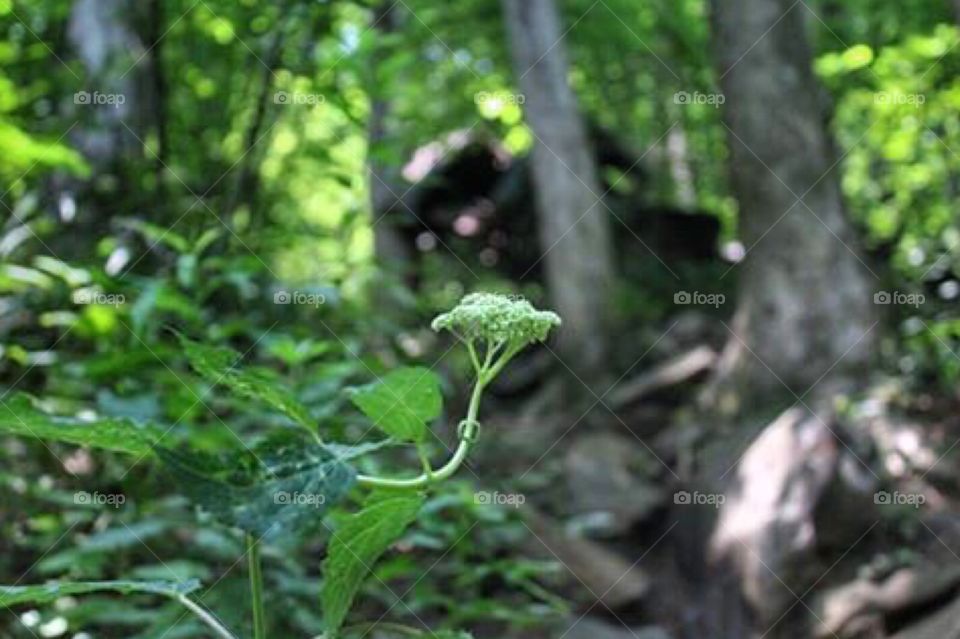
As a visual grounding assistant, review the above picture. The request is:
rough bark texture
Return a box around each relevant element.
[502,0,615,385]
[708,0,878,402]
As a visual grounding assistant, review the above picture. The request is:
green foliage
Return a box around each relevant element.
[0,119,89,179]
[0,393,161,455]
[817,24,960,383]
[180,335,316,431]
[0,282,558,636]
[322,491,426,637]
[0,579,200,607]
[349,367,442,443]
[156,439,356,540]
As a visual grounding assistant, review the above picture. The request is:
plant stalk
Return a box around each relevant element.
[246,534,267,639]
[176,594,241,639]
[356,373,487,489]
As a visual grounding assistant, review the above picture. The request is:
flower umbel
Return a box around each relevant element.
[356,293,560,491]
[431,292,561,346]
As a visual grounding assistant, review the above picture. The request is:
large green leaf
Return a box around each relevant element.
[349,367,442,443]
[156,437,356,540]
[0,579,200,607]
[322,491,425,636]
[180,335,315,430]
[0,394,162,455]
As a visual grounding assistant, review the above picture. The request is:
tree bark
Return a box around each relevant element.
[501,0,615,385]
[708,0,878,405]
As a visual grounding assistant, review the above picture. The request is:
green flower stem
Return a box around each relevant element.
[354,336,528,491]
[356,370,488,490]
[246,534,267,639]
[176,595,241,639]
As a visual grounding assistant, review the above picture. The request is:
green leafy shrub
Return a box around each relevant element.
[0,293,559,639]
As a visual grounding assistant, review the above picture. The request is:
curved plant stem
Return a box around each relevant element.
[246,534,267,639]
[176,594,241,639]
[356,374,487,489]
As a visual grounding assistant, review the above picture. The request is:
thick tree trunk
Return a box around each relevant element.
[501,0,615,385]
[708,0,878,405]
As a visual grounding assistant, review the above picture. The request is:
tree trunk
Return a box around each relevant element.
[67,0,143,168]
[501,0,615,386]
[707,0,878,406]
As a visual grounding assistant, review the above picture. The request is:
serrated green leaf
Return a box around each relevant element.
[322,491,425,636]
[349,367,442,442]
[0,394,161,455]
[156,439,356,540]
[0,579,200,607]
[179,336,315,430]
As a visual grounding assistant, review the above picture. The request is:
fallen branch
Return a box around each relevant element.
[607,345,716,409]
